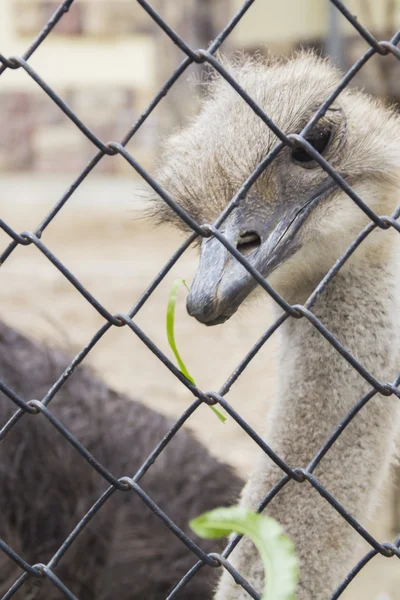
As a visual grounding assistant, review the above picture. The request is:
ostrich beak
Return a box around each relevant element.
[187,184,333,325]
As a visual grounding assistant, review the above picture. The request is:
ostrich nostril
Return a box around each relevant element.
[236,231,261,257]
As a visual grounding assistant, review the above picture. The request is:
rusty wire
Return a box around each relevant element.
[0,1,400,598]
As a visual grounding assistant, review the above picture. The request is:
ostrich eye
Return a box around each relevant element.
[291,128,332,164]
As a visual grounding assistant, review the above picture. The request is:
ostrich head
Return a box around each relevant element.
[149,53,400,325]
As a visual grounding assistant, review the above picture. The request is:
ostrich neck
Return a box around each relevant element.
[267,249,399,471]
[216,240,400,599]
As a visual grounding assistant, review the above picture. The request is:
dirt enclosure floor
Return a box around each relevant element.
[0,174,399,599]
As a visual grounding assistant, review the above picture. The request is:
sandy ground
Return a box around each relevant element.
[1,174,399,599]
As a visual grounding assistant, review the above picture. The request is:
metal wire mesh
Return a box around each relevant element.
[1,1,400,598]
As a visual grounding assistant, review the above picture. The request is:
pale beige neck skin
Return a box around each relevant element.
[214,232,400,600]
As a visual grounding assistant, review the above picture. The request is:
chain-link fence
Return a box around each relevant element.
[1,1,400,598]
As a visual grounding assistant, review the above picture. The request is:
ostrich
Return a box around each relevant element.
[148,52,400,598]
[0,319,242,599]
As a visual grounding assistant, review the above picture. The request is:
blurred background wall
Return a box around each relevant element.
[1,0,400,175]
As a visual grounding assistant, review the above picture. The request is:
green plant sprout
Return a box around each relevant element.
[190,506,298,600]
[166,279,226,423]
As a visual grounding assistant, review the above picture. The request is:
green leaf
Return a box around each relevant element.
[190,506,298,600]
[166,279,226,423]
